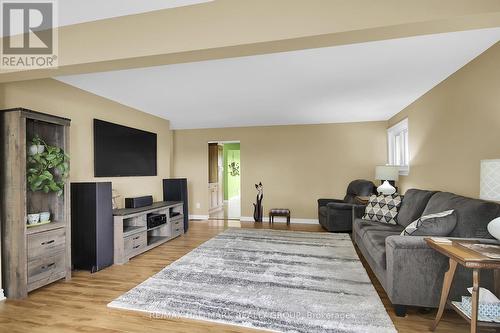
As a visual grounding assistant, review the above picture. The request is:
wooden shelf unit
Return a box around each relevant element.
[1,108,71,299]
[123,225,146,237]
[113,201,184,264]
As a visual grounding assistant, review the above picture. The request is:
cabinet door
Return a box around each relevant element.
[208,143,218,183]
[209,186,218,209]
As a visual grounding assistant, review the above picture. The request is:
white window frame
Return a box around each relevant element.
[387,118,409,176]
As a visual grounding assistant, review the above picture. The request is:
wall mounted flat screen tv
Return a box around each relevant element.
[94,119,157,177]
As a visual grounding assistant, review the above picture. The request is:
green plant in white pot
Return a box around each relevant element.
[27,136,69,196]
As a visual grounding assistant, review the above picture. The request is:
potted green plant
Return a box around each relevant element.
[27,136,69,196]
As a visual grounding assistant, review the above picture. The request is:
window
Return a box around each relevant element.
[387,118,409,175]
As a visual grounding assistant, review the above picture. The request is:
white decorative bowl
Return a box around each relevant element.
[39,212,50,222]
[27,213,40,225]
[28,144,45,156]
[28,145,38,156]
[487,217,500,241]
[37,144,45,154]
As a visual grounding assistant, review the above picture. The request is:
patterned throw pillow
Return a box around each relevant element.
[401,210,456,236]
[363,194,403,225]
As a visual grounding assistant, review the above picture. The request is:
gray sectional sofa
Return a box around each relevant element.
[353,189,500,316]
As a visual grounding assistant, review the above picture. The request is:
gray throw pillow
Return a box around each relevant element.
[401,210,456,236]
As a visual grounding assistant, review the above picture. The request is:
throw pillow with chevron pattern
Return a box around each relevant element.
[363,194,403,225]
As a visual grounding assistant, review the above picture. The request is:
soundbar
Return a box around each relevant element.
[125,195,153,209]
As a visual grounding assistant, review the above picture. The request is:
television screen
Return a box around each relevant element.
[94,119,157,177]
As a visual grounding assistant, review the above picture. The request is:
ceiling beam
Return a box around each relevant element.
[1,0,499,83]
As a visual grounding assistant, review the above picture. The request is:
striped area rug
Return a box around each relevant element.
[108,228,396,333]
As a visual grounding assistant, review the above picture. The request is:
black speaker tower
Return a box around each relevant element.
[71,182,114,273]
[163,178,189,232]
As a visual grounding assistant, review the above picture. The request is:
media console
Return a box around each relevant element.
[112,201,184,264]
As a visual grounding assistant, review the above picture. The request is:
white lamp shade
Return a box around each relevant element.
[480,159,500,201]
[375,166,400,181]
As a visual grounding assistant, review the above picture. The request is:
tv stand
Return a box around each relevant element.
[112,201,184,264]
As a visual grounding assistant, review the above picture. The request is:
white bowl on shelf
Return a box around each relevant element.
[39,212,50,222]
[27,213,40,225]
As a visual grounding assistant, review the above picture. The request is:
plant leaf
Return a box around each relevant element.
[42,171,53,180]
[49,182,60,191]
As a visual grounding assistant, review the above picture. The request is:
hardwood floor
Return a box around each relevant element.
[0,220,481,332]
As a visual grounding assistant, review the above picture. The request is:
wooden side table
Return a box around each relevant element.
[426,238,500,333]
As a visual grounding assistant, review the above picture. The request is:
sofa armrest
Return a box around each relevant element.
[326,202,358,210]
[352,204,366,220]
[318,198,344,207]
[385,236,496,307]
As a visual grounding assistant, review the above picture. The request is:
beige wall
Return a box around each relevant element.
[389,42,500,198]
[173,122,387,219]
[0,79,172,207]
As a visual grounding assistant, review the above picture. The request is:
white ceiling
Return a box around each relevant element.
[57,0,213,27]
[3,0,212,36]
[56,28,500,130]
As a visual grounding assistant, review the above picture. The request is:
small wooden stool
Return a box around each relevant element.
[269,208,291,225]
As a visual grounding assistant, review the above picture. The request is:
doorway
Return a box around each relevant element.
[208,141,240,220]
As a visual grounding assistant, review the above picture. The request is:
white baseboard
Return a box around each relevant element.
[0,289,6,301]
[188,215,319,224]
[189,215,209,220]
[239,216,319,225]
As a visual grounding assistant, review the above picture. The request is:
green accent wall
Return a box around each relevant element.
[223,143,240,200]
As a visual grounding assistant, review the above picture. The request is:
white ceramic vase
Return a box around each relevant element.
[28,144,45,155]
[28,145,38,156]
[37,144,45,154]
[377,180,396,195]
[487,217,500,241]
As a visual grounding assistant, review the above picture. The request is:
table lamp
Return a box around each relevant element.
[480,159,500,240]
[375,165,400,195]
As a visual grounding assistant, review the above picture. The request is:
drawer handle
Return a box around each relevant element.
[133,236,140,240]
[133,245,141,249]
[175,228,180,232]
[41,263,55,270]
[41,240,55,246]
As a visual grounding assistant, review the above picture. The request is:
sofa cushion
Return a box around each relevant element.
[397,189,437,227]
[401,210,457,236]
[359,222,404,269]
[363,194,403,225]
[353,218,404,239]
[422,192,500,238]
